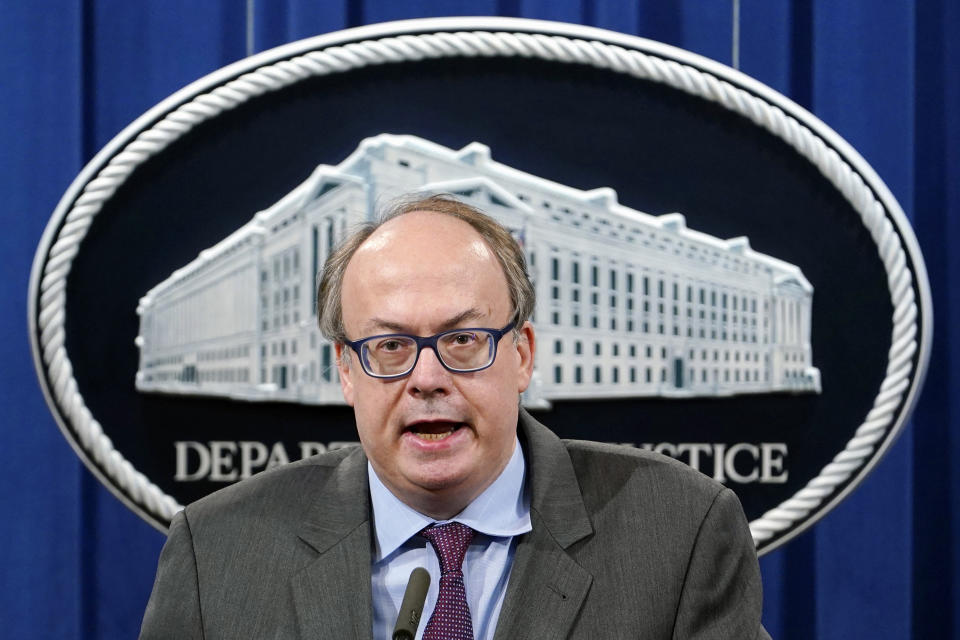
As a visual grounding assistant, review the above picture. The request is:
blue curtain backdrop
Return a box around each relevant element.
[1,1,957,638]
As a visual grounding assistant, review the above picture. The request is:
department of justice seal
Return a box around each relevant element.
[29,17,932,554]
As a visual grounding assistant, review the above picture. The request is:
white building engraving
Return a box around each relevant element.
[135,134,821,407]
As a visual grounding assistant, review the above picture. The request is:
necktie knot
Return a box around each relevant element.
[420,522,475,575]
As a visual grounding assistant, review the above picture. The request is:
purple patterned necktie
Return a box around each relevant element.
[420,522,475,640]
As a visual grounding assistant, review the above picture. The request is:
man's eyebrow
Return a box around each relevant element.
[366,308,485,335]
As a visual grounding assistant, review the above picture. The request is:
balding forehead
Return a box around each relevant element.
[356,210,495,259]
[340,210,513,336]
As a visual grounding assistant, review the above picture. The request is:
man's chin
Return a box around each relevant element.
[399,461,478,501]
[404,465,473,494]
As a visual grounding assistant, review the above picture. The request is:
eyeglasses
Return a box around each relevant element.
[344,321,516,379]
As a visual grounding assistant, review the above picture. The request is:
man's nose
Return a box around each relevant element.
[407,346,452,396]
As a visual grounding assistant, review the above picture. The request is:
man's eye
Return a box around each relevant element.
[451,332,477,345]
[378,339,407,352]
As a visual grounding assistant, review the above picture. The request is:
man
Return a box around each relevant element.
[141,195,770,639]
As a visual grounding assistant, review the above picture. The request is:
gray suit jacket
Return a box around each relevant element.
[141,412,770,639]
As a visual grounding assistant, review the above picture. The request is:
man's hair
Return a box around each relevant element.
[317,194,535,343]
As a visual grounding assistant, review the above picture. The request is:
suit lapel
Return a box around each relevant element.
[493,412,594,640]
[292,448,374,640]
[492,511,593,640]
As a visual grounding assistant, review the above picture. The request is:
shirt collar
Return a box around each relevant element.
[369,438,532,561]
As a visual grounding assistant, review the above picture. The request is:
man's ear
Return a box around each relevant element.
[515,321,535,393]
[335,343,355,406]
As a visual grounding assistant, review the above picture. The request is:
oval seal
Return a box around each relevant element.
[29,17,932,554]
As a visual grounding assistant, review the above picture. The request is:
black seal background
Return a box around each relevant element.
[60,56,899,549]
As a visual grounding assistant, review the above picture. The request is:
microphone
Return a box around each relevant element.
[392,567,431,640]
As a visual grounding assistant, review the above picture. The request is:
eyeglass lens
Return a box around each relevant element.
[362,330,495,375]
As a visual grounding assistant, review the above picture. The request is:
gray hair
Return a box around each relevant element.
[317,194,535,343]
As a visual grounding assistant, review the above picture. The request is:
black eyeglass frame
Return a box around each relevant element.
[344,321,517,379]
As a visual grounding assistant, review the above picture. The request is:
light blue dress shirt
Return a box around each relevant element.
[369,439,532,640]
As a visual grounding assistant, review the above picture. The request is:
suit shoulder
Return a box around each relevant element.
[562,438,725,506]
[181,444,363,528]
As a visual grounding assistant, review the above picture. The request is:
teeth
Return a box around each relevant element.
[415,430,454,441]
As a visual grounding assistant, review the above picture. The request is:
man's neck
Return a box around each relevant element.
[373,443,518,521]
[367,439,530,561]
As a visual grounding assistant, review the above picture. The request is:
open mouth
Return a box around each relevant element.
[406,421,466,441]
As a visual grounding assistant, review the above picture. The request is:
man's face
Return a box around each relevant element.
[336,211,535,518]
